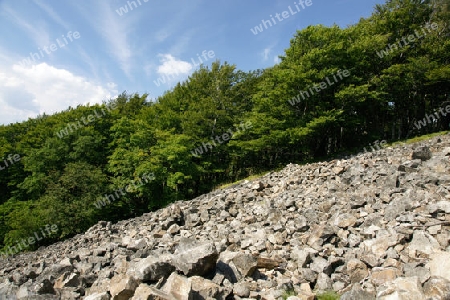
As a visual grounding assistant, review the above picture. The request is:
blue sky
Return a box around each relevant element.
[0,0,385,125]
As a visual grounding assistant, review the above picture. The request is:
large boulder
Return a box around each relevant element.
[377,277,424,300]
[132,253,175,282]
[131,284,176,300]
[109,274,139,300]
[426,251,450,281]
[423,276,450,300]
[189,276,231,300]
[172,239,218,277]
[161,273,193,300]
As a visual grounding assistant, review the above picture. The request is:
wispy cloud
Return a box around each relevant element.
[1,4,50,48]
[260,45,280,64]
[98,2,134,78]
[32,0,71,30]
[155,29,170,42]
[77,47,101,80]
[167,29,196,57]
[75,1,134,79]
[262,47,271,61]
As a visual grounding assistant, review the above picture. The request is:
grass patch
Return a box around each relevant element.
[316,290,340,300]
[386,131,449,147]
[214,170,273,190]
[281,288,297,300]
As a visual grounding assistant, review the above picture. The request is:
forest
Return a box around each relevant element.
[0,0,449,253]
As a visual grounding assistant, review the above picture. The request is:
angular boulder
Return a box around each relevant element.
[172,239,218,277]
[377,277,424,300]
[110,274,139,300]
[161,273,193,300]
[133,253,175,282]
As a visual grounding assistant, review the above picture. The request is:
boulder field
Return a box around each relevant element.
[1,134,450,299]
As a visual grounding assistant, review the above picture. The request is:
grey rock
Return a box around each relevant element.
[110,273,139,300]
[172,239,218,277]
[133,253,175,282]
[341,285,376,300]
[161,273,193,300]
[377,276,425,299]
[310,256,331,275]
[233,282,251,297]
[370,267,401,287]
[426,251,450,281]
[315,273,332,291]
[232,253,258,278]
[0,282,18,299]
[290,247,313,268]
[299,268,317,283]
[84,292,111,300]
[189,276,230,300]
[333,213,357,228]
[423,276,450,300]
[346,259,368,283]
[407,231,440,258]
[412,146,432,161]
[131,284,175,300]
[403,263,430,284]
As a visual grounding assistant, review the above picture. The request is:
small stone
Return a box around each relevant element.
[346,259,368,283]
[334,213,357,228]
[233,282,251,297]
[407,231,440,258]
[167,224,181,235]
[315,273,332,291]
[371,267,401,286]
[232,253,258,278]
[84,292,111,300]
[310,256,331,275]
[412,146,432,161]
[53,272,80,289]
[296,283,315,300]
[341,284,376,300]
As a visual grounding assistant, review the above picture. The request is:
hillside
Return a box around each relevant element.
[0,133,449,299]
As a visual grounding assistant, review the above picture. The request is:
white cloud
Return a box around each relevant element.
[156,54,192,76]
[0,63,117,125]
[262,47,271,61]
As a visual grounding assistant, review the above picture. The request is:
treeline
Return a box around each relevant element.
[0,0,448,253]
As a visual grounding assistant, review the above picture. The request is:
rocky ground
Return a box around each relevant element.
[1,134,450,300]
